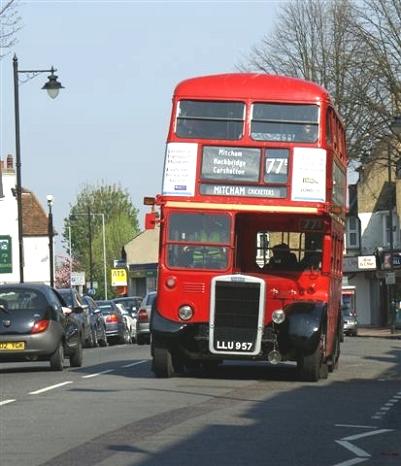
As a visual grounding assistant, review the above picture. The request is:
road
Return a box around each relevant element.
[0,337,400,466]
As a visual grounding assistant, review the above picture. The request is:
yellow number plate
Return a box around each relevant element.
[0,342,26,351]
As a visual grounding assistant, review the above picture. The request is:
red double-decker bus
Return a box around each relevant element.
[145,73,347,381]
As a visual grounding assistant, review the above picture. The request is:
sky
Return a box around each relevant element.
[0,0,279,254]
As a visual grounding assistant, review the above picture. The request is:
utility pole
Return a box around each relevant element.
[87,206,94,292]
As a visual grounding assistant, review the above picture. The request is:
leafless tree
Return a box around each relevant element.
[239,0,400,163]
[351,0,401,169]
[0,0,21,60]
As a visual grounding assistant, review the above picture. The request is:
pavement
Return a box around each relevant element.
[357,327,401,339]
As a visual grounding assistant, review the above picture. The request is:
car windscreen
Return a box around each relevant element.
[114,299,140,310]
[342,306,354,317]
[99,305,112,315]
[0,289,48,314]
[57,290,73,306]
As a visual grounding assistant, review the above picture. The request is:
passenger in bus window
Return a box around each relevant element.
[300,235,322,269]
[267,243,298,270]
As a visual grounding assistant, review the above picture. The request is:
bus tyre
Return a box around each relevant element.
[201,360,221,373]
[297,339,325,382]
[152,344,174,378]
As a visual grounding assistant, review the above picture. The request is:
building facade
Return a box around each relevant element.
[123,226,159,297]
[0,155,51,284]
[344,142,400,327]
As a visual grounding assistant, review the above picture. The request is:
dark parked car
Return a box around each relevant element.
[136,291,156,345]
[82,295,108,347]
[0,283,83,370]
[96,300,130,344]
[57,288,91,347]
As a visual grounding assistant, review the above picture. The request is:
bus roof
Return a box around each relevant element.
[174,73,332,103]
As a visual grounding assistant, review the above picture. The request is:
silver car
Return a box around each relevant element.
[342,305,358,336]
[136,291,156,345]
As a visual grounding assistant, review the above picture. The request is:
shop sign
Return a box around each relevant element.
[358,255,376,270]
[111,268,127,287]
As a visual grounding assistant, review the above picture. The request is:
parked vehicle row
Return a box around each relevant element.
[0,283,156,372]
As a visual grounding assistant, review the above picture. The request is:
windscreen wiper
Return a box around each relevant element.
[0,305,10,313]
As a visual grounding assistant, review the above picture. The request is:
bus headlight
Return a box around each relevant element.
[178,305,193,321]
[272,309,285,324]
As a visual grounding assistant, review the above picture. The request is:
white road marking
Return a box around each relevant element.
[82,369,114,378]
[335,440,370,458]
[342,429,393,441]
[335,424,377,429]
[29,381,73,395]
[0,399,16,406]
[334,427,394,465]
[121,360,148,368]
[332,458,368,466]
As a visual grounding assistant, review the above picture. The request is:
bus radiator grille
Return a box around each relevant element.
[212,281,261,352]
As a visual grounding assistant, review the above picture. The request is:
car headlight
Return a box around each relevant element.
[272,309,285,324]
[178,305,193,321]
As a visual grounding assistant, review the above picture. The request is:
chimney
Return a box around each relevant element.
[6,154,14,170]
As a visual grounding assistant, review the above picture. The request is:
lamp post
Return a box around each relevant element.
[390,115,401,333]
[47,195,54,287]
[13,55,64,283]
[69,212,107,299]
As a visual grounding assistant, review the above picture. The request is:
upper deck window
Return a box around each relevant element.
[176,100,245,140]
[251,103,319,143]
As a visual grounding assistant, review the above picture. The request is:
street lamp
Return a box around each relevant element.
[69,212,107,299]
[13,55,64,283]
[390,115,401,333]
[47,195,54,287]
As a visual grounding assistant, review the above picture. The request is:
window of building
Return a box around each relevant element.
[346,216,359,249]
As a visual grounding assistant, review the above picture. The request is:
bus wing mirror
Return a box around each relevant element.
[145,212,157,230]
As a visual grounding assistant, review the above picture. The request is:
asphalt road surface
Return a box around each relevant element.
[0,336,400,466]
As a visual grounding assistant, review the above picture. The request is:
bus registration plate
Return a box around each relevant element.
[215,340,253,352]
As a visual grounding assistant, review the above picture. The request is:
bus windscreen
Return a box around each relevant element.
[176,100,245,140]
[251,103,319,143]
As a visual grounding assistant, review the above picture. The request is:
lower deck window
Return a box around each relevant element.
[167,212,230,270]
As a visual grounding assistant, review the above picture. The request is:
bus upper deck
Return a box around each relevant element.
[160,73,346,216]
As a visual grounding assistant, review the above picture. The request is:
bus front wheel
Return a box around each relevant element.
[297,337,327,382]
[152,344,174,378]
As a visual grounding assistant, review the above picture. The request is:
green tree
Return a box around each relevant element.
[63,183,139,299]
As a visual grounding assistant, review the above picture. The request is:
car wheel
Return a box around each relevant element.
[99,329,108,347]
[137,334,146,345]
[70,340,83,367]
[152,343,174,378]
[50,342,64,371]
[119,328,129,345]
[92,329,99,347]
